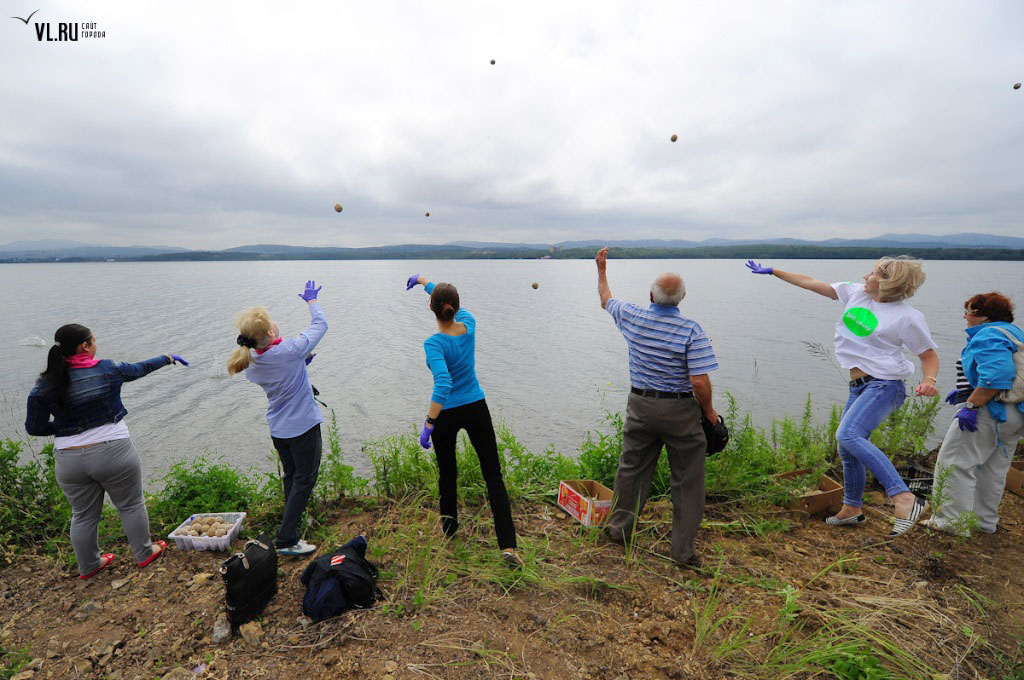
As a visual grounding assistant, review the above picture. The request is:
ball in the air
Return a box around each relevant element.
[531,282,539,289]
[490,59,496,65]
[670,134,678,142]
[1015,83,1022,90]
[334,203,343,213]
[425,211,430,217]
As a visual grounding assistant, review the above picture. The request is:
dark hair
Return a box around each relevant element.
[429,283,459,322]
[40,324,93,408]
[965,292,1015,323]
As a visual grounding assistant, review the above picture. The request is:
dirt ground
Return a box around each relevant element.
[3,482,1024,680]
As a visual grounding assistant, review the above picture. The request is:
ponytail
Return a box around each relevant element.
[40,324,92,408]
[429,283,460,322]
[228,306,272,376]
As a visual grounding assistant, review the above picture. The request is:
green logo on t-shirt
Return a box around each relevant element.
[842,307,878,337]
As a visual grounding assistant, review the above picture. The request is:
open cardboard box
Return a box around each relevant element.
[557,480,613,527]
[773,469,843,515]
[1006,460,1024,494]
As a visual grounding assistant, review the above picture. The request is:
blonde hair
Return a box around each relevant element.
[874,256,926,302]
[227,306,272,375]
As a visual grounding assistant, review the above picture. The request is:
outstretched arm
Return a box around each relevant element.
[596,247,612,309]
[745,260,837,300]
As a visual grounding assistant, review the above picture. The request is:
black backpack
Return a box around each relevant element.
[300,536,379,622]
[219,535,278,626]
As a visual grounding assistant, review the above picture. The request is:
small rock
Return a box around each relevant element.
[383,676,395,680]
[111,579,131,591]
[913,581,928,590]
[105,670,123,680]
[160,669,193,680]
[239,621,263,648]
[191,573,214,586]
[296,615,314,629]
[72,658,93,673]
[11,670,35,680]
[212,614,232,644]
[385,660,398,672]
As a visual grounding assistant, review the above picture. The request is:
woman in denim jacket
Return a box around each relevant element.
[25,324,188,579]
[925,292,1024,536]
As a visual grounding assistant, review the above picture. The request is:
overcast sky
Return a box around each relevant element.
[1,2,1022,249]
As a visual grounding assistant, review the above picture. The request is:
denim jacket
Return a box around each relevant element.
[25,356,171,437]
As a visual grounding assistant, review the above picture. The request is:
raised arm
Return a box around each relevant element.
[745,260,837,300]
[596,247,612,309]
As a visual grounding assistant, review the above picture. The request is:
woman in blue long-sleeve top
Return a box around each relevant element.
[925,292,1024,536]
[406,274,523,568]
[228,280,327,556]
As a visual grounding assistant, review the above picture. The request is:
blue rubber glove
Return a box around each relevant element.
[406,274,420,291]
[745,260,773,275]
[945,389,960,405]
[298,280,322,302]
[169,354,189,366]
[419,422,433,449]
[305,353,316,366]
[956,406,978,432]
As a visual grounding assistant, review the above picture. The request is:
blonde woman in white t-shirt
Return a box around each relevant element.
[746,257,940,536]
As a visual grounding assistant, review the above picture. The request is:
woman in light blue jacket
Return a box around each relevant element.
[926,292,1024,536]
[228,280,327,556]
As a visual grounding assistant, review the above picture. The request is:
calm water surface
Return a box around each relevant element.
[2,259,1021,483]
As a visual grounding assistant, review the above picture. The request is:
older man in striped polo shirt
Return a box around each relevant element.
[595,247,720,567]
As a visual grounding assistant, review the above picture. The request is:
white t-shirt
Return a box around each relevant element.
[55,420,131,449]
[830,282,937,380]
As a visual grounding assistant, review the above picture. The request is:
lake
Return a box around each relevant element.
[2,258,1021,483]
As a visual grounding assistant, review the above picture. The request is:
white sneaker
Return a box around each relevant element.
[277,539,317,556]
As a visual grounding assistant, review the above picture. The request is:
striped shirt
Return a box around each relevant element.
[605,299,718,392]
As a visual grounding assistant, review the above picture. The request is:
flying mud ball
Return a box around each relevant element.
[490,59,496,65]
[425,211,430,217]
[532,282,539,289]
[670,134,678,142]
[1015,83,1022,90]
[334,203,343,213]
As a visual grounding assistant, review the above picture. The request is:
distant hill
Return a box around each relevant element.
[0,241,190,259]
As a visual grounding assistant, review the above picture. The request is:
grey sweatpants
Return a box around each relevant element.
[605,393,707,563]
[55,437,154,574]
[931,405,1024,534]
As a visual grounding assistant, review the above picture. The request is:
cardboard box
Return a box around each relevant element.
[557,480,613,527]
[773,469,843,515]
[1005,461,1024,492]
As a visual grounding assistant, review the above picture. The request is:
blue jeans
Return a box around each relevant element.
[836,379,909,507]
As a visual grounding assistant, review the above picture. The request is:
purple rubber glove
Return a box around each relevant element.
[406,274,421,291]
[298,280,322,302]
[305,353,316,366]
[956,406,978,432]
[169,354,189,366]
[745,260,773,275]
[945,389,960,405]
[419,422,433,449]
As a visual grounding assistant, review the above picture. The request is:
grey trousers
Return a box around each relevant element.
[931,405,1024,534]
[55,438,154,574]
[605,393,707,563]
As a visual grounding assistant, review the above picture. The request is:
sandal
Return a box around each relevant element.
[889,497,928,536]
[79,553,115,580]
[824,513,866,527]
[138,540,167,569]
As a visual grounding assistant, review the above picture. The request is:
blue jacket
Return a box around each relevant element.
[961,321,1024,422]
[422,282,486,409]
[25,355,172,437]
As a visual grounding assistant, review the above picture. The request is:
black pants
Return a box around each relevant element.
[271,423,322,548]
[432,399,517,550]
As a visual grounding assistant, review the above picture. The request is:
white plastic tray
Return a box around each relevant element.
[168,512,246,552]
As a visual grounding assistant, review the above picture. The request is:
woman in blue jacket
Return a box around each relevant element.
[926,292,1024,536]
[406,274,523,568]
[25,324,188,578]
[228,280,327,556]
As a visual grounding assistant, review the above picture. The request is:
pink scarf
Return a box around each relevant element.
[254,337,283,355]
[66,353,100,368]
